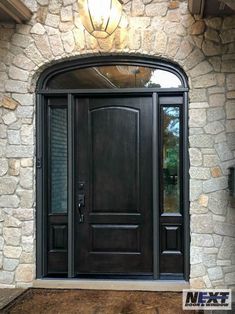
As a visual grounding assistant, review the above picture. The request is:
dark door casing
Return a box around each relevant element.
[36,56,189,281]
[75,97,153,276]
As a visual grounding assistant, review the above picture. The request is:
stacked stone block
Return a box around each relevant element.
[0,0,234,288]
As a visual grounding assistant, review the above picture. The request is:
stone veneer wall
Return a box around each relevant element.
[0,0,234,288]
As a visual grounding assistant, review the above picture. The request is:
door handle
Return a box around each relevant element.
[78,194,85,223]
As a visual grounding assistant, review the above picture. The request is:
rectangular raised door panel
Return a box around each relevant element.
[50,225,68,251]
[75,97,153,276]
[161,225,182,252]
[91,106,139,213]
[91,224,140,253]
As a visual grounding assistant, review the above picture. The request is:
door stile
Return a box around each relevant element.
[152,92,160,279]
[42,95,48,277]
[68,93,75,278]
[183,91,190,281]
[36,94,47,277]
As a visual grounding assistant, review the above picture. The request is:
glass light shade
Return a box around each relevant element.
[79,0,123,39]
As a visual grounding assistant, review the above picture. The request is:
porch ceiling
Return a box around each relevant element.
[188,0,235,17]
[0,0,32,23]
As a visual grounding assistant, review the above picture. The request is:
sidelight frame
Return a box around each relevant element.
[36,55,189,281]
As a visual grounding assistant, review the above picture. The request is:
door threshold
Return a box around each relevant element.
[33,279,189,291]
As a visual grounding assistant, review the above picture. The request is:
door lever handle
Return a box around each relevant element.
[78,202,84,223]
[78,194,85,223]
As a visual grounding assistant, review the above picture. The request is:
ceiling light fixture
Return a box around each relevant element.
[79,0,123,39]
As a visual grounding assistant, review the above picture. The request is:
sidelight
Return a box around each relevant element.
[162,106,180,213]
[49,106,68,214]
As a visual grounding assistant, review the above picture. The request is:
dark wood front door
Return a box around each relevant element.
[74,96,153,276]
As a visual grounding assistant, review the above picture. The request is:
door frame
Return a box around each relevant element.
[36,55,190,281]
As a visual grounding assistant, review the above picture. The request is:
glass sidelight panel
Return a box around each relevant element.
[49,107,68,213]
[159,97,184,276]
[162,106,180,213]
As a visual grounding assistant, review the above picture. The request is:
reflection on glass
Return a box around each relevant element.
[162,107,180,213]
[47,65,183,89]
[50,107,68,213]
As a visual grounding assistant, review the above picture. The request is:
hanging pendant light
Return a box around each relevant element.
[79,0,123,39]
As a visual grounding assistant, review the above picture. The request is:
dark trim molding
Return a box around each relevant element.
[0,0,32,23]
[152,92,159,279]
[188,0,204,16]
[68,94,75,278]
[188,0,235,17]
[183,91,190,281]
[37,55,188,91]
[36,55,190,281]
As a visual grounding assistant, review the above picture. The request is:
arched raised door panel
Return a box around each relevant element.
[36,55,189,280]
